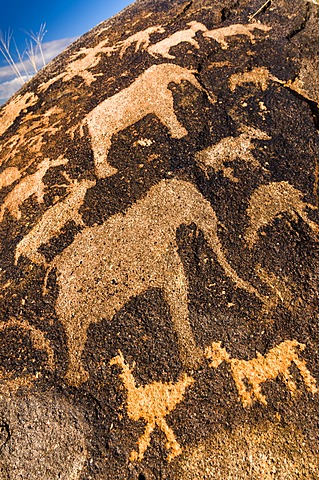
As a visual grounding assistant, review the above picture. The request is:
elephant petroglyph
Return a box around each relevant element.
[43,178,266,387]
[84,63,212,178]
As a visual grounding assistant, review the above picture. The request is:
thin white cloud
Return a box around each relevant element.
[0,36,78,104]
[0,75,28,101]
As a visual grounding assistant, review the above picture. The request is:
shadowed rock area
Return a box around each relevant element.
[0,0,319,478]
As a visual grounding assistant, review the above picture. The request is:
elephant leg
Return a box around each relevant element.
[162,255,202,369]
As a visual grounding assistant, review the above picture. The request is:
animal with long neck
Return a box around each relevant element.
[110,350,194,462]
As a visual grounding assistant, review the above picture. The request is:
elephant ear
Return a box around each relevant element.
[244,181,318,249]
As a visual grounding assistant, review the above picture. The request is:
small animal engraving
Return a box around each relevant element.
[15,177,95,266]
[0,318,55,395]
[0,92,38,136]
[229,66,281,92]
[110,350,194,462]
[84,63,210,178]
[203,23,271,49]
[148,21,207,58]
[205,340,317,407]
[195,128,270,181]
[0,157,68,223]
[119,25,165,57]
[245,181,319,248]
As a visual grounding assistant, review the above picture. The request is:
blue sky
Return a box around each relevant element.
[0,0,132,104]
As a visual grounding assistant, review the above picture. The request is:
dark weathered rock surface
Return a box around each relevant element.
[0,0,319,477]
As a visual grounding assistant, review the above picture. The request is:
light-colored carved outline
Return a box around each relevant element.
[15,177,96,266]
[148,21,207,59]
[84,63,214,178]
[0,157,68,223]
[44,178,267,387]
[110,350,194,462]
[205,339,317,407]
[195,127,270,181]
[245,181,319,249]
[203,23,271,49]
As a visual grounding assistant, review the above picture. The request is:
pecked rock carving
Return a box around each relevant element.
[245,181,319,249]
[119,25,166,57]
[205,340,317,407]
[229,66,281,92]
[203,23,271,49]
[195,127,270,181]
[110,350,194,462]
[43,178,265,387]
[15,177,96,266]
[0,157,68,223]
[0,167,21,190]
[39,38,116,90]
[148,21,207,58]
[0,318,55,395]
[0,92,38,138]
[84,63,211,178]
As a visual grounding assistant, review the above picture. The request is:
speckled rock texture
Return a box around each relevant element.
[0,0,319,478]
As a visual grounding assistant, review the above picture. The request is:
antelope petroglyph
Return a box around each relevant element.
[203,23,271,49]
[0,318,55,395]
[110,350,194,462]
[84,63,213,178]
[15,177,96,266]
[245,181,319,248]
[148,21,207,58]
[119,25,165,57]
[0,157,68,223]
[205,340,317,407]
[41,178,266,387]
[195,127,270,181]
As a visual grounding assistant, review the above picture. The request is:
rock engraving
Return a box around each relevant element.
[245,181,319,248]
[110,350,194,462]
[148,21,207,58]
[203,23,271,49]
[0,318,54,395]
[195,127,270,181]
[15,177,95,265]
[119,25,165,57]
[229,66,281,92]
[0,167,21,190]
[44,178,264,387]
[0,157,68,223]
[205,340,317,407]
[0,92,38,137]
[84,63,210,178]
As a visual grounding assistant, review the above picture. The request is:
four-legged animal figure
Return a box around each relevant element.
[205,339,317,407]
